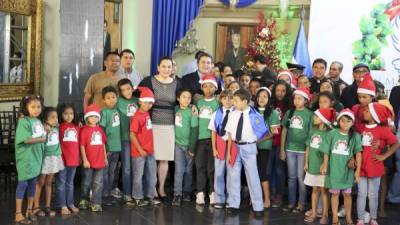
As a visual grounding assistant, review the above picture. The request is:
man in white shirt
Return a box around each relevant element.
[119,49,143,88]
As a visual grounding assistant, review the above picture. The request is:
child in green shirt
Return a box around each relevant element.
[116,78,138,203]
[172,89,198,206]
[34,107,64,217]
[195,75,219,205]
[15,95,46,224]
[99,86,121,205]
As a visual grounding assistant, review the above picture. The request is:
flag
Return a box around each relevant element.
[293,19,312,77]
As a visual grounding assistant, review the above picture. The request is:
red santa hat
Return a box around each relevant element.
[314,108,336,127]
[138,86,155,103]
[368,102,392,124]
[357,73,376,97]
[84,104,101,120]
[293,87,312,100]
[336,108,355,122]
[277,70,293,83]
[199,74,218,88]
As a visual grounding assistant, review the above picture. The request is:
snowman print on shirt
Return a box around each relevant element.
[47,130,59,146]
[112,111,120,127]
[362,131,373,146]
[199,106,212,119]
[32,121,45,138]
[310,134,322,149]
[126,104,137,117]
[90,131,103,145]
[289,115,303,129]
[175,112,183,127]
[332,139,349,155]
[63,128,78,142]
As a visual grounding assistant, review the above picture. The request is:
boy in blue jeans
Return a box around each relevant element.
[225,89,269,217]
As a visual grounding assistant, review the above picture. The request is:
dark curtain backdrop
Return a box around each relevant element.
[150,0,204,75]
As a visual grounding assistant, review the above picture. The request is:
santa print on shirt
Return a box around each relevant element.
[273,101,286,146]
[79,125,107,169]
[59,123,80,167]
[359,124,397,177]
[130,110,154,157]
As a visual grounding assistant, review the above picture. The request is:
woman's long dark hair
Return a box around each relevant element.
[254,88,273,121]
[271,80,293,113]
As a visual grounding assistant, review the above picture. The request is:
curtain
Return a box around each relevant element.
[150,0,204,75]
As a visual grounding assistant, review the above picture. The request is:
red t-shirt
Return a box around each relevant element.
[130,110,154,157]
[359,124,397,177]
[59,123,80,167]
[273,101,286,147]
[79,125,107,169]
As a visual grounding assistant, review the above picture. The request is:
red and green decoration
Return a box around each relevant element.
[243,12,281,73]
[352,1,398,70]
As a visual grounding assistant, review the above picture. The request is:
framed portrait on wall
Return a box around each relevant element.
[215,23,256,72]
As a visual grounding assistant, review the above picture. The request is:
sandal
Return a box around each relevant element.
[26,208,37,221]
[15,212,31,224]
[33,208,46,217]
[304,215,316,223]
[44,207,56,217]
[61,207,71,215]
[292,205,305,213]
[319,217,329,225]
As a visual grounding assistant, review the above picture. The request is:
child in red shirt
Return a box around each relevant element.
[56,103,80,214]
[130,87,157,206]
[356,103,400,225]
[78,104,107,212]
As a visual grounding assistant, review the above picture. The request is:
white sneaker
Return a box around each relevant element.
[196,192,205,205]
[338,206,346,218]
[364,211,370,223]
[111,188,123,199]
[209,192,216,205]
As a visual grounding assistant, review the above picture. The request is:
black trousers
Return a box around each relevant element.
[195,139,215,193]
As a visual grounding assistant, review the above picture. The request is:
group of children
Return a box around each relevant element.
[14,68,399,225]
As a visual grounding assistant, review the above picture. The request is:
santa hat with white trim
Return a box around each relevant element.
[277,70,293,83]
[199,74,218,88]
[314,108,336,127]
[293,87,312,100]
[368,102,392,124]
[138,86,155,103]
[357,73,376,97]
[84,104,101,120]
[336,108,355,122]
[256,86,271,97]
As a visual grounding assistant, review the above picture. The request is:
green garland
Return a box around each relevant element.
[353,3,393,70]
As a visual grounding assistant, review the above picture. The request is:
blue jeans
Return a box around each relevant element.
[388,150,400,203]
[268,146,286,195]
[173,144,193,196]
[81,168,103,204]
[16,177,37,199]
[357,177,381,220]
[227,143,263,211]
[121,140,132,197]
[214,158,227,203]
[286,151,306,206]
[131,155,157,199]
[102,152,120,197]
[56,166,77,207]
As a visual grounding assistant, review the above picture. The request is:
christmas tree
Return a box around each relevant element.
[243,12,281,73]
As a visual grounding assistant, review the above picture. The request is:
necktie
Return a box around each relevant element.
[236,112,243,142]
[220,109,230,136]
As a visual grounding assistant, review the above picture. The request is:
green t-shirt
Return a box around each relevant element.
[15,117,45,181]
[45,126,62,156]
[117,96,138,141]
[306,128,328,175]
[196,98,219,140]
[322,129,363,189]
[282,108,313,152]
[257,109,280,150]
[100,107,122,152]
[175,107,199,147]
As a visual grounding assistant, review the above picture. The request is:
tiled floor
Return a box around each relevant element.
[2,193,400,225]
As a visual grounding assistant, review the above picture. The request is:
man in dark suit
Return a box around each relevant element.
[223,33,247,72]
[182,52,214,101]
[340,63,370,108]
[253,54,276,84]
[328,61,348,99]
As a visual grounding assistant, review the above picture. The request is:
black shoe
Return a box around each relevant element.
[226,207,239,216]
[253,210,264,218]
[182,193,192,202]
[213,203,225,209]
[172,195,182,206]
